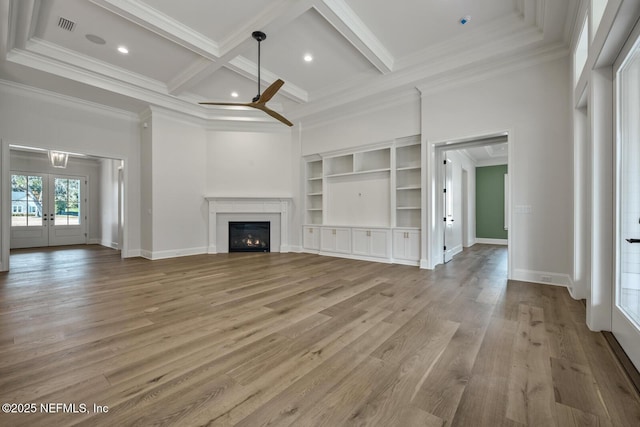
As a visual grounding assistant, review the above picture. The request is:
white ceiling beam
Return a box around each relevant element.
[315,0,394,74]
[161,0,313,99]
[86,0,309,100]
[88,0,220,59]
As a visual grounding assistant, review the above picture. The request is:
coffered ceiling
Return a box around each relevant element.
[0,0,579,126]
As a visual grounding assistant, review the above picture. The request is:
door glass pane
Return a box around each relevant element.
[618,45,640,326]
[54,178,81,226]
[11,174,43,227]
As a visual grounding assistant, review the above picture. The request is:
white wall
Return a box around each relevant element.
[147,111,208,258]
[302,95,421,155]
[423,56,573,284]
[99,158,120,248]
[0,82,141,260]
[206,130,293,197]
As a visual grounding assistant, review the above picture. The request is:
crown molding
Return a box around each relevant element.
[0,78,139,120]
[416,42,569,96]
[300,87,420,130]
[26,37,168,93]
[148,104,294,133]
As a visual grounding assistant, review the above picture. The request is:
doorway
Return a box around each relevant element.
[10,172,87,248]
[432,133,510,271]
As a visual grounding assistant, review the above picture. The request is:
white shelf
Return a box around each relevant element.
[308,192,323,196]
[397,206,421,210]
[308,176,323,181]
[396,166,420,171]
[326,168,390,178]
[397,186,421,191]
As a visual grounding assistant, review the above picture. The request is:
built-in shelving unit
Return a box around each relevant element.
[395,141,421,228]
[305,157,323,224]
[302,137,422,266]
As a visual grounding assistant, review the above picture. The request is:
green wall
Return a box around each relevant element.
[476,165,508,240]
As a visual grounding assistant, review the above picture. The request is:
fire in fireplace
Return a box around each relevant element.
[229,221,270,252]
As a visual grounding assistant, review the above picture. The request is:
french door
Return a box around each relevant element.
[10,172,87,248]
[614,29,640,370]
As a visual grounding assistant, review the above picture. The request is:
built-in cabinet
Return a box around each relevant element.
[320,227,351,254]
[392,229,421,265]
[352,228,391,259]
[303,136,422,265]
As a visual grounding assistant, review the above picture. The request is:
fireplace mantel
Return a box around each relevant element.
[205,197,292,254]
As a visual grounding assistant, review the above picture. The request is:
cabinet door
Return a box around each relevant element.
[320,227,336,252]
[369,230,389,258]
[303,226,320,250]
[405,230,420,260]
[352,229,370,255]
[335,228,351,253]
[393,230,420,261]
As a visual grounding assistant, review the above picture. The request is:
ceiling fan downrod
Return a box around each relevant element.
[252,31,266,102]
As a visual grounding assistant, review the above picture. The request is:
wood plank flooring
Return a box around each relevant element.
[0,245,638,426]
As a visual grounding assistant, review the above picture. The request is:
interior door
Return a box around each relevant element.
[10,173,87,248]
[443,157,454,263]
[614,31,640,371]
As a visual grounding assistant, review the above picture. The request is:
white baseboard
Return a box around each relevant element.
[145,246,208,260]
[476,238,508,245]
[100,239,118,249]
[420,258,432,269]
[445,244,463,260]
[88,238,101,245]
[392,258,420,267]
[511,269,573,288]
[125,249,142,258]
[289,245,303,253]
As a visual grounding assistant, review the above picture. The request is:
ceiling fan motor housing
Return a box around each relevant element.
[252,31,266,42]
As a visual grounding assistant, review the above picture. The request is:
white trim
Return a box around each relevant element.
[476,238,508,245]
[512,269,574,287]
[205,197,292,254]
[0,139,10,272]
[0,79,138,121]
[142,246,208,261]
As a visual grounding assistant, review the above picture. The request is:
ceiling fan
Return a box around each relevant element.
[199,31,293,127]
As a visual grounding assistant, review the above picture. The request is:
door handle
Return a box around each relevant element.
[626,238,640,243]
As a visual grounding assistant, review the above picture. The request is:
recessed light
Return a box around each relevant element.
[85,34,106,45]
[117,46,129,54]
[303,54,313,62]
[231,91,239,98]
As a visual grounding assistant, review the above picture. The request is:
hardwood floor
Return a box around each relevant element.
[0,245,639,426]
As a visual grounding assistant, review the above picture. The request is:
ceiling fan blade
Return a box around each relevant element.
[199,101,251,106]
[257,79,285,104]
[255,104,294,127]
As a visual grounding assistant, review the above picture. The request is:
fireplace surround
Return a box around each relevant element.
[205,197,292,253]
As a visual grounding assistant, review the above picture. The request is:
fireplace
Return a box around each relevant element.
[229,222,270,252]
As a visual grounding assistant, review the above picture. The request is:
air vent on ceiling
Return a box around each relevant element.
[57,17,76,32]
